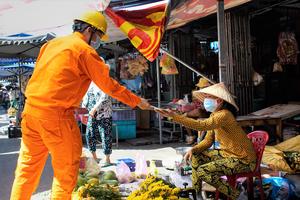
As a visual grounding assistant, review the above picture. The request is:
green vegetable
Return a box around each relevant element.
[79,184,121,200]
[100,179,119,186]
[102,170,117,181]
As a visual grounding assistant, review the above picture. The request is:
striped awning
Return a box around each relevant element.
[0,33,55,58]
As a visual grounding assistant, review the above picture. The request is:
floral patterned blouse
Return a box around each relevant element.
[173,109,256,163]
[82,82,112,119]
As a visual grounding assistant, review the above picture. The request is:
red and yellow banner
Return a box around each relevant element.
[106,3,168,62]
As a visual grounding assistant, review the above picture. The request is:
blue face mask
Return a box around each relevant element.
[90,34,101,50]
[203,98,218,112]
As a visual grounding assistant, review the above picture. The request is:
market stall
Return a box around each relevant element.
[237,104,300,143]
[0,33,55,133]
[0,60,34,132]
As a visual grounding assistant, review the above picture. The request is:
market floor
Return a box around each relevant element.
[29,142,188,200]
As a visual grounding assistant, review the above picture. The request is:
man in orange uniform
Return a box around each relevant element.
[10,11,151,200]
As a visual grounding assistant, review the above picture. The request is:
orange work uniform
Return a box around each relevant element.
[10,32,141,200]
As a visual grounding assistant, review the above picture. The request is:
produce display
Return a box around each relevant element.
[72,171,121,200]
[127,175,181,200]
[74,155,186,199]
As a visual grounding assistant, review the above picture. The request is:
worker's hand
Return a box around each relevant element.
[89,108,97,118]
[154,108,175,118]
[184,149,193,164]
[137,98,152,110]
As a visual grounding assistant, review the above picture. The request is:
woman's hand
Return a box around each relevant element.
[184,149,193,164]
[154,108,175,118]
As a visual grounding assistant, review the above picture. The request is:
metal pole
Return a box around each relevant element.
[217,0,226,82]
[17,59,22,127]
[156,58,163,145]
[160,48,215,85]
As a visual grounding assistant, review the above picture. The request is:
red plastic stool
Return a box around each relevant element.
[215,130,269,200]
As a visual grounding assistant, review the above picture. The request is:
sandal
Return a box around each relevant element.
[94,158,101,164]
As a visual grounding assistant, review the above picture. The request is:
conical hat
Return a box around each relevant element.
[192,82,239,111]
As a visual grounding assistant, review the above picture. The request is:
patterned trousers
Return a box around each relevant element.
[191,150,256,199]
[86,117,112,155]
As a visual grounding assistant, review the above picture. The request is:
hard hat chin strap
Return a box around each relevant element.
[89,26,97,45]
[88,27,97,45]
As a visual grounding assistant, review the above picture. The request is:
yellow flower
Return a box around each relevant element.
[127,176,178,200]
[172,188,181,195]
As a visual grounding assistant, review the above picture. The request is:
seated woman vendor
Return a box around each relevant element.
[155,82,256,200]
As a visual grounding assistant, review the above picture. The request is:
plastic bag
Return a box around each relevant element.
[7,107,17,117]
[283,151,300,171]
[116,161,133,183]
[160,53,178,75]
[79,150,88,173]
[135,153,148,178]
[263,177,296,200]
[252,71,263,86]
[85,158,101,177]
[273,62,283,72]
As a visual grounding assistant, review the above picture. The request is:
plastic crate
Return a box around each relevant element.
[112,120,136,139]
[112,110,136,121]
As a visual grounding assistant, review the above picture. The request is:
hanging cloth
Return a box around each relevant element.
[277,32,299,65]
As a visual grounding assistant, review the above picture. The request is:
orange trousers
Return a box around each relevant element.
[10,106,82,200]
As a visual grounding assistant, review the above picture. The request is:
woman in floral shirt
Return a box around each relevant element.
[82,82,113,165]
[155,83,256,200]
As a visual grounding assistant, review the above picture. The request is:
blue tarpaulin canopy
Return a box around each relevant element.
[0,57,35,78]
[0,62,35,78]
[0,33,53,80]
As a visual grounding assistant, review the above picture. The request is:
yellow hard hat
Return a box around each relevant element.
[75,10,109,41]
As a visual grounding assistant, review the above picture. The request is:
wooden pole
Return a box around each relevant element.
[217,0,226,83]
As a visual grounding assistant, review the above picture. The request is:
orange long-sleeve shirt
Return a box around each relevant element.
[25,32,141,113]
